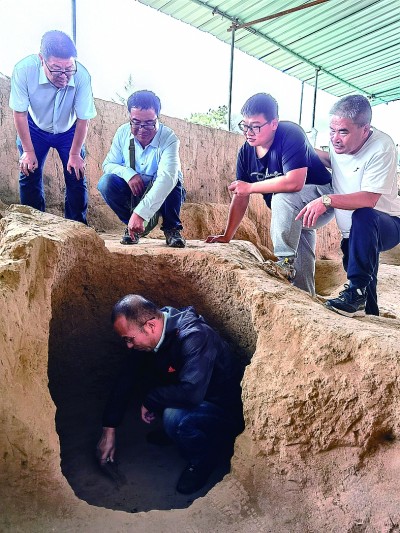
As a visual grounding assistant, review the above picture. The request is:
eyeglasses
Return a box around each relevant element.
[122,317,155,345]
[44,59,77,77]
[238,121,269,134]
[130,120,158,131]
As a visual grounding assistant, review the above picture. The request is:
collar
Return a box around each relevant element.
[153,312,168,352]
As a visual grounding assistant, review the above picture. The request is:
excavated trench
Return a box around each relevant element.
[47,247,256,513]
[3,209,400,531]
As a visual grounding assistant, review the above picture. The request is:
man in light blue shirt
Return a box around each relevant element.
[9,30,96,224]
[98,90,186,247]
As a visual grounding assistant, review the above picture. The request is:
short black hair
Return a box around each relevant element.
[111,294,162,325]
[127,90,161,116]
[40,30,77,60]
[330,95,372,126]
[241,93,279,122]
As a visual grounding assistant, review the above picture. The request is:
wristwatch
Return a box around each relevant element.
[321,194,332,208]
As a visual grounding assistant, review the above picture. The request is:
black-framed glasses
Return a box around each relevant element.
[44,59,77,76]
[238,121,269,134]
[122,317,155,344]
[130,119,158,131]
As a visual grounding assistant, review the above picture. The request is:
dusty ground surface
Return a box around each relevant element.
[1,205,400,532]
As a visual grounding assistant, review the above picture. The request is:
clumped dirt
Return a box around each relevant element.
[1,205,400,532]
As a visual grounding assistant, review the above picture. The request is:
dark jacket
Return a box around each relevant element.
[102,306,243,428]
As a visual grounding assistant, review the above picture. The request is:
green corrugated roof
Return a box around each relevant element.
[137,0,400,105]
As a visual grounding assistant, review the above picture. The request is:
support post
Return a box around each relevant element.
[228,27,235,131]
[299,81,304,126]
[312,68,320,128]
[71,0,77,44]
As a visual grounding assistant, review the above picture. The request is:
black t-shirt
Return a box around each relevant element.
[236,121,332,207]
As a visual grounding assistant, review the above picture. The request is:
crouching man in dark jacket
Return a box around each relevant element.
[97,294,244,495]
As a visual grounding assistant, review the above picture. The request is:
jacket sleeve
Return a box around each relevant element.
[102,354,142,427]
[143,329,218,413]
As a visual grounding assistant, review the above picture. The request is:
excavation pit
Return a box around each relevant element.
[47,247,251,512]
[2,207,400,532]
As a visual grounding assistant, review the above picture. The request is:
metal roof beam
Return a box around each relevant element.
[227,0,330,31]
[241,26,387,104]
[185,0,387,104]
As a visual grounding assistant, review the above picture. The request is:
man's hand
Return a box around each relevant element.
[19,151,38,176]
[128,212,145,236]
[128,174,145,196]
[228,180,252,196]
[296,197,327,228]
[141,405,156,424]
[67,154,86,180]
[205,234,231,244]
[96,427,116,465]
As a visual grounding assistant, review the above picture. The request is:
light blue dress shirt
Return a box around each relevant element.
[102,123,184,221]
[9,54,96,134]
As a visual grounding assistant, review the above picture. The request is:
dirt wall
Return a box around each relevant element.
[1,206,400,532]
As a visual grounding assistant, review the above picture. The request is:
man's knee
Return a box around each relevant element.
[163,407,187,436]
[271,191,306,216]
[271,191,292,208]
[351,207,376,228]
[97,173,116,196]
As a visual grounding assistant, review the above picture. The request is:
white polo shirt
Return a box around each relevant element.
[330,127,400,237]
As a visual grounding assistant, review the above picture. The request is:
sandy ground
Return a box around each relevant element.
[56,387,232,513]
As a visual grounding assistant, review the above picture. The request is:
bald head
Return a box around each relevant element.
[111,294,162,326]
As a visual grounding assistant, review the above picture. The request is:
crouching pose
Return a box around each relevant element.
[297,95,400,318]
[97,294,244,494]
[98,90,186,247]
[206,93,334,295]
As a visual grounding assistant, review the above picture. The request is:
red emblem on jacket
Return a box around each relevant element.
[168,366,176,373]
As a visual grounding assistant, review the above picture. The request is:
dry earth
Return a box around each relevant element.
[1,205,400,533]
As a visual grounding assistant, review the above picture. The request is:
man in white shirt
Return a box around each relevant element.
[9,30,96,224]
[297,95,400,318]
[98,90,186,248]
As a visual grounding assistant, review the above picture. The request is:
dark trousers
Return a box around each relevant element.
[17,116,88,224]
[162,401,244,467]
[97,173,185,230]
[342,207,400,315]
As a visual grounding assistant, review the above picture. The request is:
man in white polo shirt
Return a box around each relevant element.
[9,30,96,224]
[297,95,400,318]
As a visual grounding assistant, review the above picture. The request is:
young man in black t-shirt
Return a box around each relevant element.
[206,92,334,295]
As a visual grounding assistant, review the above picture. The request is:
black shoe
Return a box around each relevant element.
[120,227,139,245]
[146,429,173,446]
[164,228,186,248]
[326,284,366,318]
[176,462,215,494]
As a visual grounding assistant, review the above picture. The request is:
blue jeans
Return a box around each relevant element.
[97,173,185,230]
[16,115,88,224]
[342,207,400,315]
[162,401,243,467]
